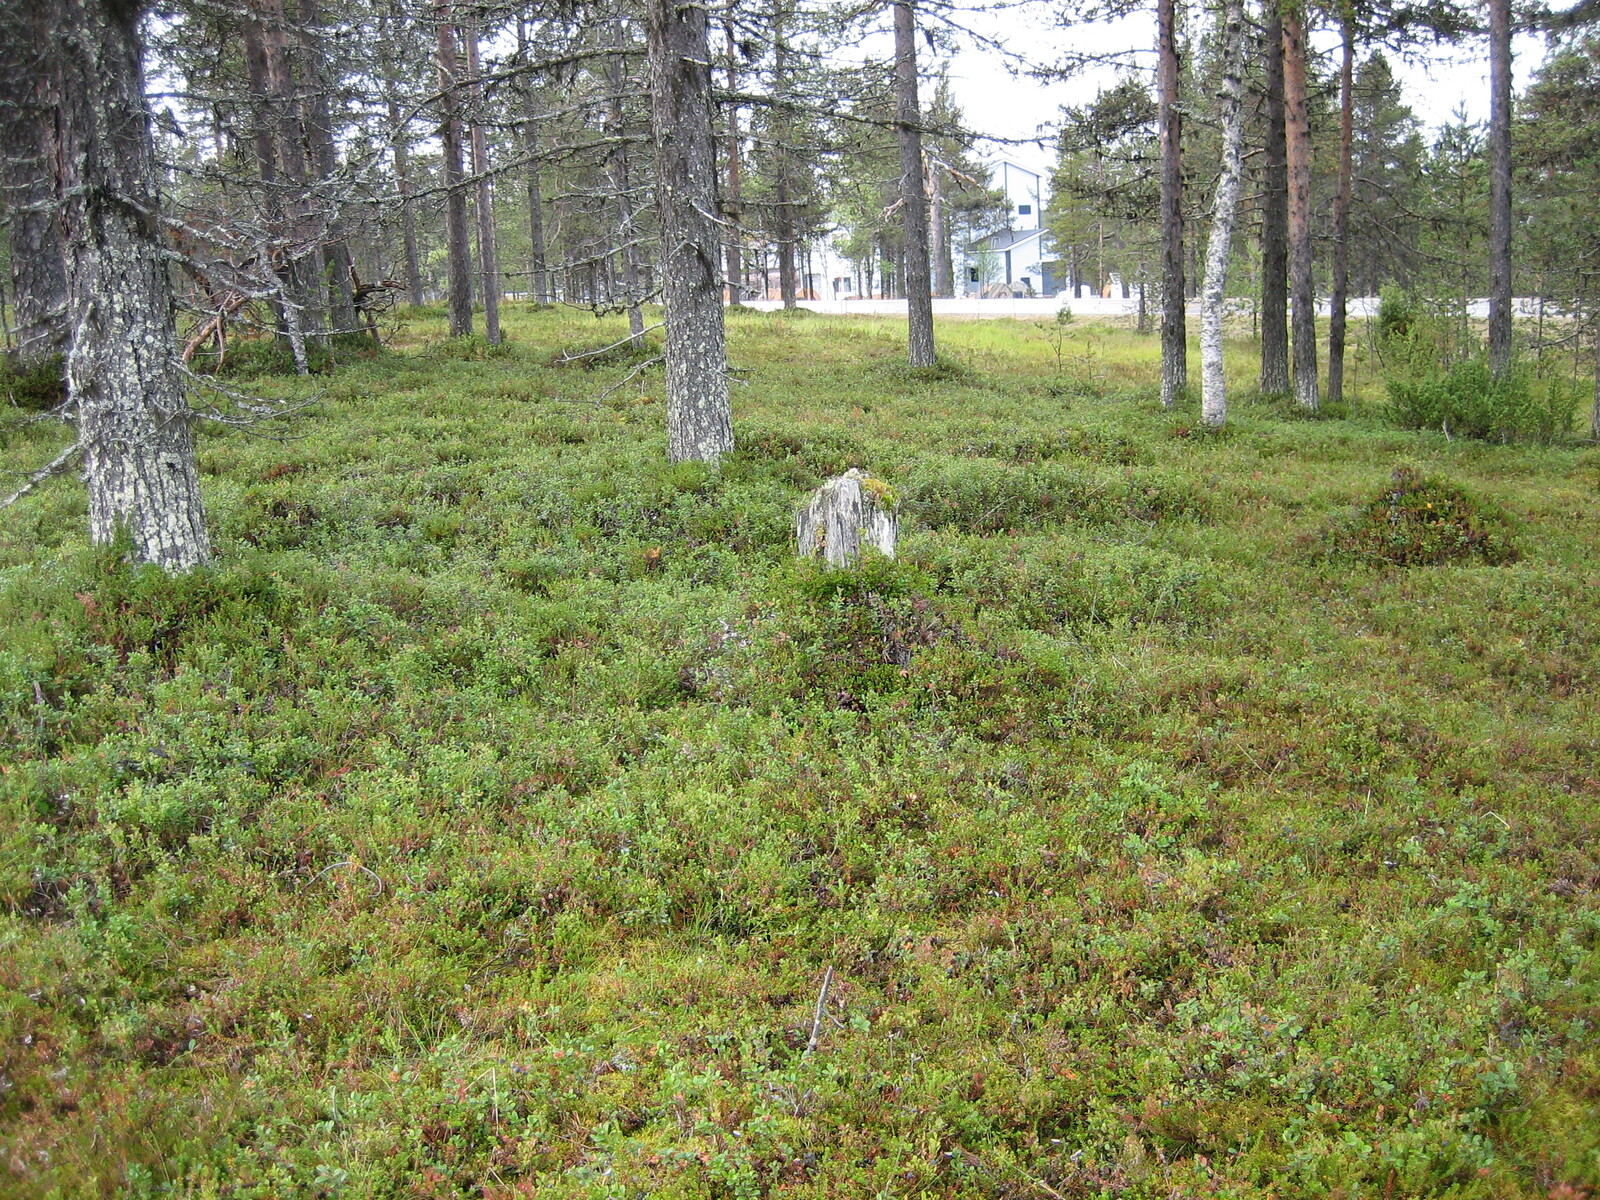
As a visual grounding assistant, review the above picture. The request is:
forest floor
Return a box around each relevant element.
[2,306,1598,1199]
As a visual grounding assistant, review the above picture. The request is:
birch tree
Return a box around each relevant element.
[1200,0,1247,427]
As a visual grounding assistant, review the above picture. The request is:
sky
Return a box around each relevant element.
[931,4,1549,184]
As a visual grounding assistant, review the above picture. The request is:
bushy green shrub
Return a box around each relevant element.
[1376,285,1418,343]
[1385,356,1580,443]
[1317,466,1519,566]
[1,353,66,411]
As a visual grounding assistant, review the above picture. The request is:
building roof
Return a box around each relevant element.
[969,228,1051,253]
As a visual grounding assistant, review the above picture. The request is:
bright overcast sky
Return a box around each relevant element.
[931,4,1549,183]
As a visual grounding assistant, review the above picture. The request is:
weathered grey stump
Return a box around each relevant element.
[796,469,898,567]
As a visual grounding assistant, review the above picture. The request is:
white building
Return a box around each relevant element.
[960,160,1062,296]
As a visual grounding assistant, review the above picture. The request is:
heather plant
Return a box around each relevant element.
[1318,465,1520,565]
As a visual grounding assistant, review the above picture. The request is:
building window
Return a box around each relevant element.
[1018,204,1032,216]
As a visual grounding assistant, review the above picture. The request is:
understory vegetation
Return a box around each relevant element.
[2,307,1598,1199]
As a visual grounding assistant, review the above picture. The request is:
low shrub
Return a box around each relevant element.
[1,353,66,412]
[900,458,1203,533]
[725,423,872,486]
[1317,465,1519,566]
[959,427,1141,465]
[918,537,1225,632]
[1385,356,1580,443]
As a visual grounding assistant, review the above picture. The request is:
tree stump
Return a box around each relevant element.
[796,469,898,567]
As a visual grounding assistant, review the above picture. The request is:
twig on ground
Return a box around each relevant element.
[805,965,835,1056]
[308,860,385,897]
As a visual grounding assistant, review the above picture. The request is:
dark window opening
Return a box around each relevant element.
[1018,204,1032,216]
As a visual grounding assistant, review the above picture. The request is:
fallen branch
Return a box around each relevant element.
[1,441,83,508]
[597,355,664,402]
[552,323,665,366]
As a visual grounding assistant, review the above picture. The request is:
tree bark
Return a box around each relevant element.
[1283,5,1319,410]
[517,18,550,306]
[240,0,320,360]
[465,24,500,344]
[1201,0,1247,429]
[1259,10,1290,396]
[1488,0,1513,374]
[1158,0,1186,408]
[722,18,744,304]
[929,159,952,297]
[435,2,473,337]
[388,97,425,306]
[3,0,209,569]
[299,0,360,338]
[608,33,646,344]
[772,15,799,310]
[381,3,423,306]
[1328,18,1355,405]
[646,0,733,463]
[0,63,69,366]
[894,0,935,366]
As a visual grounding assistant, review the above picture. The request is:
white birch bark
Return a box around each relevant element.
[1200,0,1247,429]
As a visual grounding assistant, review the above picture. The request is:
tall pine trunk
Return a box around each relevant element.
[3,0,209,569]
[516,18,551,306]
[1158,0,1186,408]
[1487,0,1513,374]
[1200,0,1246,428]
[722,18,745,304]
[1259,10,1290,396]
[299,0,359,337]
[465,25,500,344]
[1328,19,1355,405]
[0,76,69,366]
[240,0,317,364]
[929,161,951,297]
[388,97,425,306]
[894,0,935,366]
[608,34,645,343]
[646,0,732,462]
[436,3,473,337]
[773,17,799,309]
[1283,5,1319,410]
